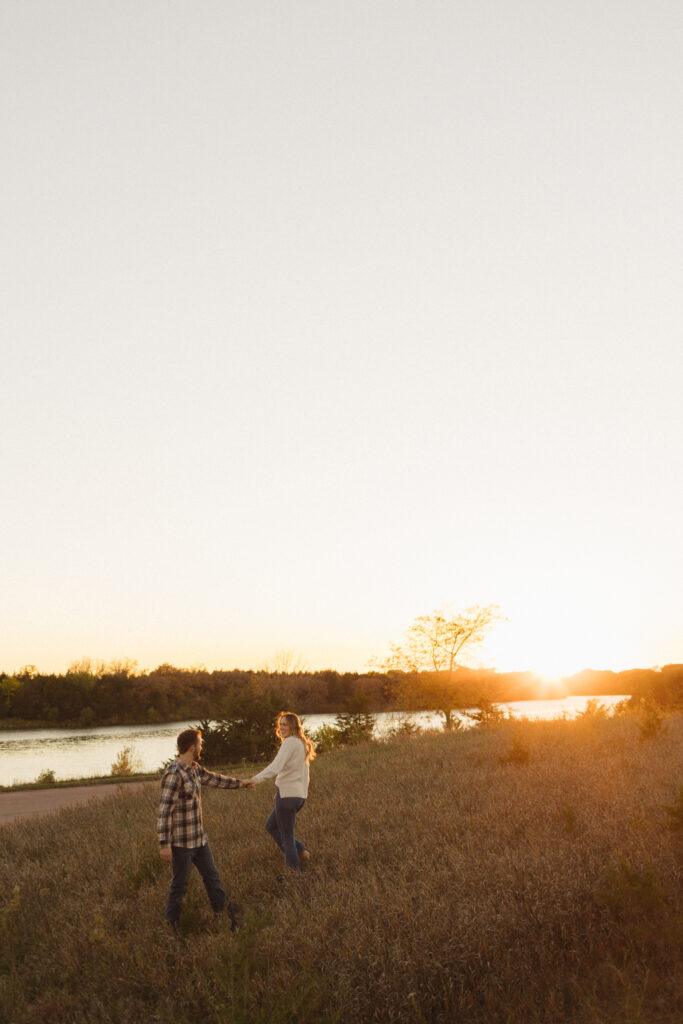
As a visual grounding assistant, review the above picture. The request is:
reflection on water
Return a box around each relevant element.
[0,695,628,785]
[0,721,195,787]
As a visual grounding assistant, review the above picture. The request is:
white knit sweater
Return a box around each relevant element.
[252,736,309,798]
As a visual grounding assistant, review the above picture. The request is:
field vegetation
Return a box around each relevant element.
[0,710,681,1023]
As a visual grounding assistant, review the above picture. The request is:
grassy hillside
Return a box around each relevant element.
[0,715,681,1023]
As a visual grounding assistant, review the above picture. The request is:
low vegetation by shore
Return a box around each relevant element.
[1,712,681,1023]
[0,761,253,794]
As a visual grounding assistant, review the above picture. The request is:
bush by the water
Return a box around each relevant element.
[199,691,377,762]
[0,713,681,1023]
[310,693,377,753]
[198,690,284,765]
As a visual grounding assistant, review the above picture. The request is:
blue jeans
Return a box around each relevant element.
[265,790,307,871]
[165,841,236,927]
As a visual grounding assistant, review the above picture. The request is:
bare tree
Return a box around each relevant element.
[384,605,502,673]
[260,649,309,675]
[380,605,503,729]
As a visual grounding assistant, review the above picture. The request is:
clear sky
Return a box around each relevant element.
[1,1,681,678]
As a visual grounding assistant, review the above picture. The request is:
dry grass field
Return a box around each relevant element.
[0,713,681,1024]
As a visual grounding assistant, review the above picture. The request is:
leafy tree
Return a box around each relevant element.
[0,676,20,715]
[379,605,503,729]
[383,605,503,673]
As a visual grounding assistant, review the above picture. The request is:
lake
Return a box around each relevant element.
[0,695,629,785]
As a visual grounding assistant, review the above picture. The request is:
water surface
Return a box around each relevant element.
[0,695,628,785]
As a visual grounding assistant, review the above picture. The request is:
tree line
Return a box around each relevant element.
[0,661,680,729]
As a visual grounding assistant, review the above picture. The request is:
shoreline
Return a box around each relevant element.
[0,693,629,734]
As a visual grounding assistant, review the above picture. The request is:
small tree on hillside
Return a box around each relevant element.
[379,605,503,729]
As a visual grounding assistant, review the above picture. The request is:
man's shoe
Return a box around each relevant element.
[210,912,238,934]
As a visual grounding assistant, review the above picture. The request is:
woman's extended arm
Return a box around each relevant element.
[247,736,297,784]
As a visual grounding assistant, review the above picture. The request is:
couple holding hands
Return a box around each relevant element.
[156,710,315,934]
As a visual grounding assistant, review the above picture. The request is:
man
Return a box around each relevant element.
[157,728,254,934]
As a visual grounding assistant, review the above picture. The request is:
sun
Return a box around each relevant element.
[484,595,617,679]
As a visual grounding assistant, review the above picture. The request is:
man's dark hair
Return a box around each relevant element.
[177,728,202,755]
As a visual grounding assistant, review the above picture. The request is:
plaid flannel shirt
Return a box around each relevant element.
[157,759,241,849]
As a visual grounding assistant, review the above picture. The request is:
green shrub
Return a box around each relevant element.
[466,699,508,728]
[332,711,375,745]
[384,715,424,740]
[35,768,56,785]
[309,712,376,755]
[309,722,345,755]
[199,689,283,765]
[331,691,376,745]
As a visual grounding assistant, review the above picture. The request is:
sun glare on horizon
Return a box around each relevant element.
[484,593,632,681]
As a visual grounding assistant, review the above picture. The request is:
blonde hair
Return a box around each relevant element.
[276,711,316,763]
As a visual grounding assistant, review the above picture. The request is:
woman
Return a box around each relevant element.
[247,711,315,871]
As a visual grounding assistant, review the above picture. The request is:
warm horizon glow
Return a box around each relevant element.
[2,639,669,682]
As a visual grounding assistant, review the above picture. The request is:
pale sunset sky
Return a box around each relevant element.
[1,1,681,678]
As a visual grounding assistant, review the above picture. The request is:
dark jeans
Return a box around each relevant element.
[265,789,307,871]
[165,841,236,926]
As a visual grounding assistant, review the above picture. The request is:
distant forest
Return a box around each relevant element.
[0,662,681,729]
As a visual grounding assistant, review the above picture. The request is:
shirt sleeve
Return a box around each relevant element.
[197,765,241,789]
[157,769,179,847]
[251,738,294,783]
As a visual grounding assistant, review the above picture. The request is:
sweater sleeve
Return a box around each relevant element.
[252,737,296,783]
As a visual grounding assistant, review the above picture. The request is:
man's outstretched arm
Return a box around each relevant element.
[197,766,255,789]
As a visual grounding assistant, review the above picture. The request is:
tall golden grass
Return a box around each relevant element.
[0,714,681,1023]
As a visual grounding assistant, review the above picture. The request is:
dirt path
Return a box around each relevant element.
[0,781,157,825]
